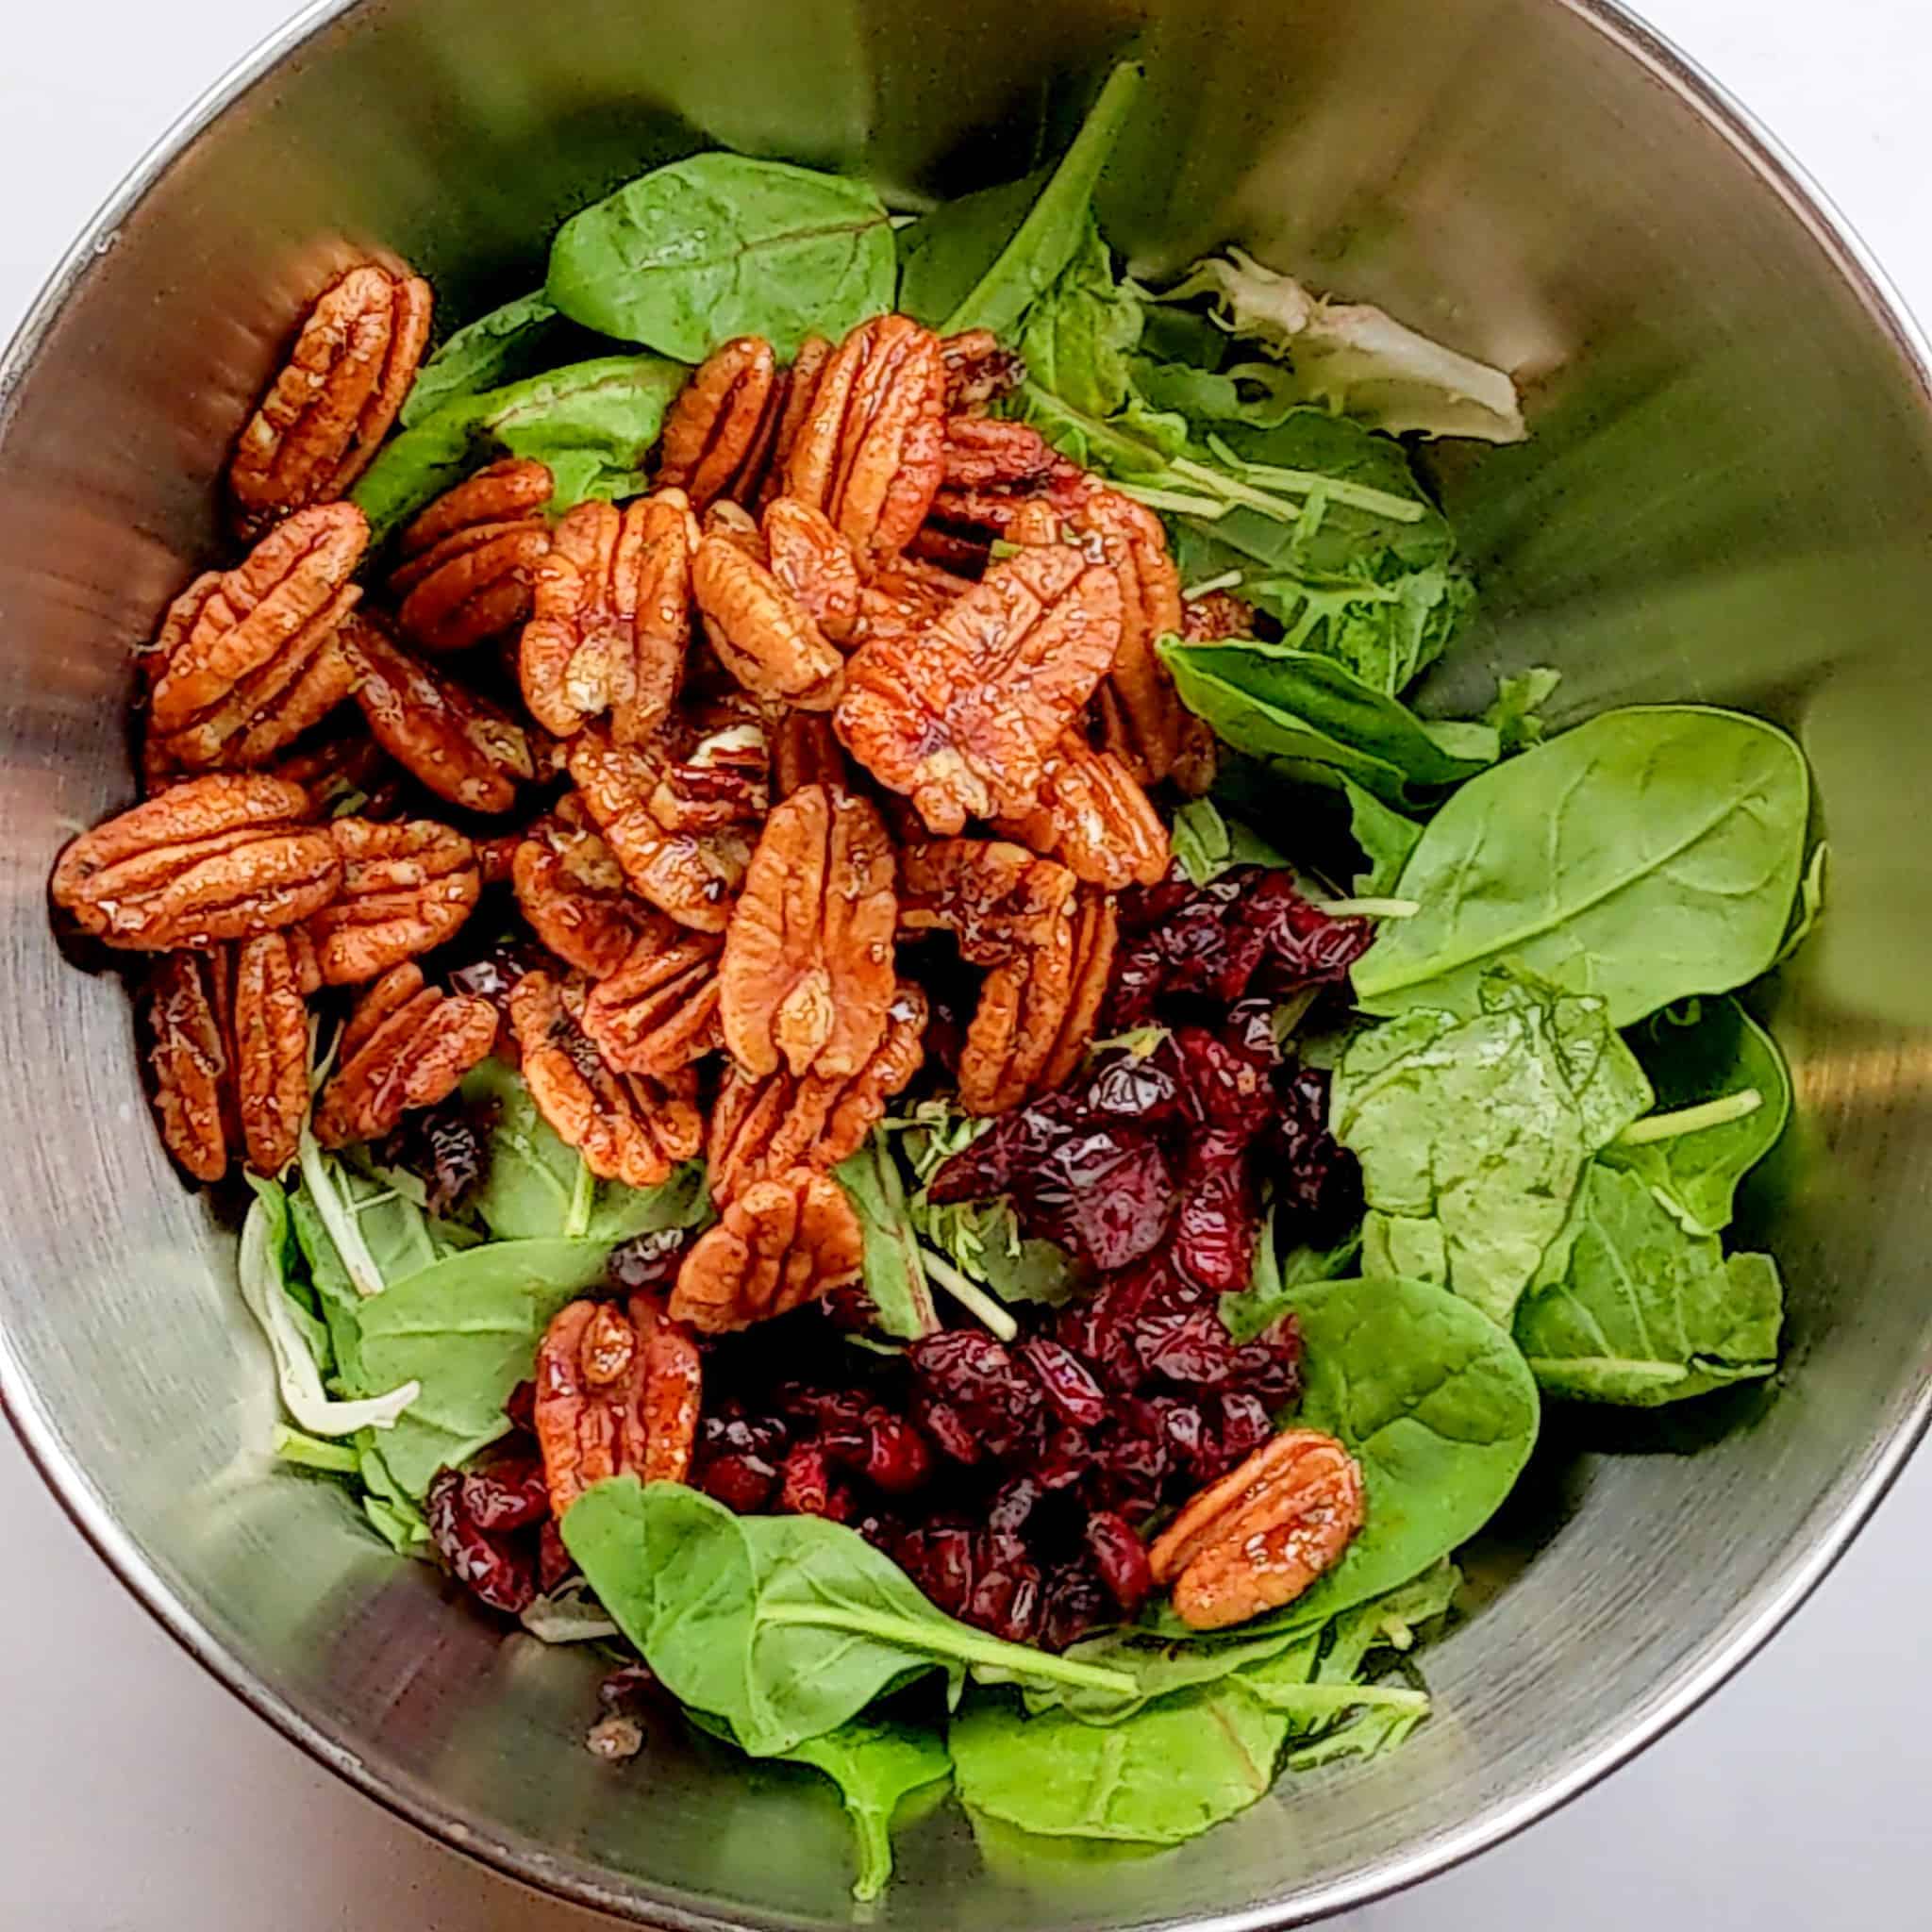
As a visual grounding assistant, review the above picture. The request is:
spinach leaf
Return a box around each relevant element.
[400,291,572,428]
[460,1058,709,1242]
[774,1719,952,1902]
[1603,996,1792,1236]
[1333,971,1653,1324]
[897,173,1048,328]
[547,155,894,361]
[835,1135,939,1340]
[351,355,689,541]
[1017,217,1159,425]
[1216,1212,1359,1344]
[1353,707,1812,1026]
[1161,640,1498,808]
[1341,778,1423,895]
[1513,1164,1783,1405]
[1482,666,1563,755]
[1131,355,1300,431]
[931,61,1143,339]
[1169,797,1290,885]
[353,1238,613,1495]
[560,1478,1136,1756]
[951,1680,1290,1845]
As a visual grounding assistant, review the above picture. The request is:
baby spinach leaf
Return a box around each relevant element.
[1017,217,1157,425]
[1131,355,1300,431]
[835,1135,939,1340]
[1341,778,1423,895]
[460,1059,709,1243]
[950,1680,1289,1845]
[547,155,894,361]
[1352,707,1811,1026]
[351,355,689,541]
[1161,640,1499,808]
[1216,1216,1359,1344]
[400,291,573,428]
[897,172,1047,328]
[1514,1164,1783,1405]
[1602,996,1792,1236]
[775,1719,952,1902]
[933,61,1144,339]
[1333,971,1653,1324]
[353,1238,614,1495]
[561,1478,1136,1757]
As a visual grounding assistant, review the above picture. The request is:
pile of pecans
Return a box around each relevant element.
[49,259,1218,1345]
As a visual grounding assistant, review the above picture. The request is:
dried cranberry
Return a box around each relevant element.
[988,1475,1042,1537]
[1136,1306,1243,1385]
[607,1227,691,1294]
[915,1396,984,1466]
[1085,1511,1154,1614]
[1167,1027,1275,1140]
[966,1534,1043,1644]
[778,1442,844,1518]
[911,1332,1043,1457]
[1222,997,1280,1070]
[818,1282,880,1331]
[861,1410,933,1494]
[1039,1561,1112,1651]
[1021,1337,1108,1428]
[700,1452,781,1512]
[537,1519,574,1594]
[459,1454,549,1531]
[896,1524,976,1617]
[448,942,549,1014]
[375,1099,491,1216]
[1024,1127,1175,1270]
[1173,1160,1262,1295]
[503,1378,537,1435]
[1268,1062,1363,1241]
[1079,1048,1182,1124]
[425,1467,536,1615]
[1214,1390,1277,1470]
[1035,1428,1096,1492]
[599,1661,662,1712]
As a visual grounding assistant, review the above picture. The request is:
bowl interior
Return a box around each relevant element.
[5,0,1932,1925]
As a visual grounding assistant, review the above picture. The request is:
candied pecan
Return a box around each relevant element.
[308,816,480,984]
[509,970,702,1186]
[940,416,1080,494]
[391,459,555,655]
[512,797,651,976]
[851,557,973,650]
[52,774,340,951]
[229,929,322,1174]
[228,263,432,540]
[534,1293,703,1517]
[578,919,723,1078]
[648,712,770,833]
[760,334,834,503]
[708,981,926,1201]
[1148,1428,1366,1631]
[692,516,844,709]
[657,338,784,509]
[898,838,1077,963]
[341,612,533,813]
[143,951,231,1181]
[783,315,946,561]
[836,543,1122,834]
[520,491,697,742]
[568,728,753,932]
[763,496,860,645]
[994,736,1170,890]
[145,505,366,774]
[312,962,500,1145]
[1183,588,1258,641]
[767,708,848,797]
[719,785,897,1081]
[940,329,1026,411]
[1037,888,1117,1093]
[669,1169,864,1333]
[268,729,397,818]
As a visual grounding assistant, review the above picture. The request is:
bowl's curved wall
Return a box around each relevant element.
[4,1,1931,1926]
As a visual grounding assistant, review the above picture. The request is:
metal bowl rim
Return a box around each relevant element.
[4,0,1929,1924]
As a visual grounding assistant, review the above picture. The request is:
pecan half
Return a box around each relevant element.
[52,774,340,951]
[308,816,481,985]
[230,929,322,1175]
[509,970,702,1186]
[577,918,724,1078]
[836,543,1121,834]
[341,612,533,813]
[391,459,555,655]
[534,1293,702,1518]
[511,797,651,976]
[994,736,1171,890]
[763,496,860,645]
[1147,1428,1366,1631]
[669,1168,864,1333]
[850,557,973,652]
[692,508,845,709]
[568,728,755,933]
[759,334,834,503]
[228,263,432,540]
[649,711,771,833]
[708,981,926,1201]
[312,962,500,1145]
[521,491,698,742]
[783,315,947,561]
[898,837,1077,962]
[143,951,231,1182]
[1183,588,1258,642]
[656,338,784,510]
[719,784,897,1081]
[767,708,849,797]
[145,505,366,774]
[940,329,1026,412]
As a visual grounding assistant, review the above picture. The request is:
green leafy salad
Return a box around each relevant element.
[176,57,1816,1902]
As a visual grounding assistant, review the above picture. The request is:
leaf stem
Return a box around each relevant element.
[1318,896,1420,920]
[1183,569,1246,600]
[919,1249,1021,1342]
[297,1129,388,1297]
[1112,481,1231,518]
[564,1156,596,1239]
[1204,434,1428,523]
[759,1604,1136,1694]
[1616,1089,1763,1146]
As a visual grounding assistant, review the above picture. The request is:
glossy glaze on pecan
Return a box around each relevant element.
[511,797,652,977]
[718,784,897,1081]
[52,774,341,951]
[995,735,1171,890]
[766,708,849,798]
[1147,1428,1366,1631]
[341,612,533,813]
[669,1168,864,1333]
[656,337,785,509]
[836,542,1121,834]
[521,491,697,742]
[308,816,481,984]
[939,328,1026,412]
[692,505,845,709]
[391,458,555,655]
[577,918,724,1079]
[228,263,432,540]
[312,962,500,1145]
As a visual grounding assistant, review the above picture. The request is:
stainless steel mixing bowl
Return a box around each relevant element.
[5,0,1930,1924]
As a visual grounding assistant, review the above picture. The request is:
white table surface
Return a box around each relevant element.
[6,3,1931,1925]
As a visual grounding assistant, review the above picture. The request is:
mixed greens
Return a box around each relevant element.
[210,58,1819,1902]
